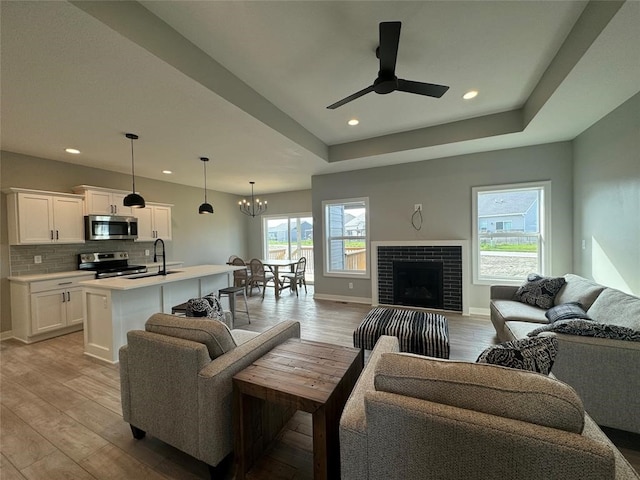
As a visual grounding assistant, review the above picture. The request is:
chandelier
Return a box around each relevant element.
[239,181,267,217]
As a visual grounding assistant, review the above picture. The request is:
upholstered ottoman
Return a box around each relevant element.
[354,307,450,358]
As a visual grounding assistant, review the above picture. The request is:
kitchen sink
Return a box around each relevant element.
[126,270,183,279]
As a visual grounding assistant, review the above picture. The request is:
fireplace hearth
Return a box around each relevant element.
[393,261,444,309]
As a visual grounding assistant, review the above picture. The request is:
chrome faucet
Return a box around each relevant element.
[153,238,166,275]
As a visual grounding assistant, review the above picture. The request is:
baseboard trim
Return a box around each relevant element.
[313,293,372,305]
[0,330,14,341]
[469,307,491,317]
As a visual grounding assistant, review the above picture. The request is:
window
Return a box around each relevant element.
[472,182,550,284]
[323,198,369,277]
[262,214,314,282]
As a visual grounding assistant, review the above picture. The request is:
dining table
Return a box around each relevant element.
[260,258,298,298]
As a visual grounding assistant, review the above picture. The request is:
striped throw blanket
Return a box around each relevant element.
[354,307,449,358]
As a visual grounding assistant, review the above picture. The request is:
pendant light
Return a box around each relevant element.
[239,181,267,217]
[123,133,145,208]
[198,157,214,214]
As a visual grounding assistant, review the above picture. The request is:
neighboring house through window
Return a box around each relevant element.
[472,182,550,284]
[323,198,369,277]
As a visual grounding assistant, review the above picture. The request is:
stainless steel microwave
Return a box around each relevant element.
[85,215,138,240]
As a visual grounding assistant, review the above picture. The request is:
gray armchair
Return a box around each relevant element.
[340,336,639,480]
[119,314,300,478]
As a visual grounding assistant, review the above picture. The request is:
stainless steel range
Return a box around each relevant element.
[78,251,147,279]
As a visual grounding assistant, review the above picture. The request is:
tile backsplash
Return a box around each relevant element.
[10,241,157,276]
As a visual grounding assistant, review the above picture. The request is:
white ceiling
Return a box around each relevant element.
[1,1,639,195]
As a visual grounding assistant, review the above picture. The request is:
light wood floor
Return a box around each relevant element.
[1,286,639,479]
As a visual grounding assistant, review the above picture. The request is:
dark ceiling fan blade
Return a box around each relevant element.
[326,85,375,109]
[397,79,449,98]
[378,21,401,75]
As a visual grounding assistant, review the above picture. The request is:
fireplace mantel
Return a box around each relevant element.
[371,240,469,315]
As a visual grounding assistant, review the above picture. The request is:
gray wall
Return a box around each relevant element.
[573,92,640,295]
[1,150,247,333]
[312,142,575,311]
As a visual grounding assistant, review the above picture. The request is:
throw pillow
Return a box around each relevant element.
[545,302,592,323]
[203,293,226,322]
[186,298,213,318]
[374,353,585,433]
[514,273,566,309]
[476,336,558,375]
[528,319,640,342]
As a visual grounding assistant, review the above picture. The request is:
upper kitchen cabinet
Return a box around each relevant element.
[6,188,85,245]
[136,202,173,241]
[72,185,133,216]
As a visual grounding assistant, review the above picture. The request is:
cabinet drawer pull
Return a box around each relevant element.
[50,230,54,240]
[62,292,66,303]
[58,281,72,286]
[67,292,71,302]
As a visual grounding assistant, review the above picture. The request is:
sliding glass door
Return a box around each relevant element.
[263,214,314,283]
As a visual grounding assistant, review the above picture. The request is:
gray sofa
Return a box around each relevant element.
[339,335,639,480]
[490,274,640,434]
[119,314,301,477]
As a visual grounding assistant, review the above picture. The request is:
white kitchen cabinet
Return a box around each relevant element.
[136,202,172,241]
[9,273,95,343]
[72,185,133,216]
[6,188,85,245]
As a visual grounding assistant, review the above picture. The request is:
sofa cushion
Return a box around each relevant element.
[476,336,558,375]
[545,302,591,323]
[555,274,605,309]
[374,353,585,433]
[586,288,640,329]
[491,299,548,323]
[145,313,236,359]
[514,274,566,310]
[528,319,640,342]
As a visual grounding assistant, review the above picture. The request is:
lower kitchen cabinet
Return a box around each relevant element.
[9,273,95,343]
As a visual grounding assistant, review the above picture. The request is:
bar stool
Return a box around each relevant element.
[171,301,188,316]
[218,286,250,326]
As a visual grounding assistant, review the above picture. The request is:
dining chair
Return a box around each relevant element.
[231,257,252,294]
[281,257,307,296]
[248,258,275,299]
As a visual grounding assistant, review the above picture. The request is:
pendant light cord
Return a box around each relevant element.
[203,161,208,202]
[130,136,136,192]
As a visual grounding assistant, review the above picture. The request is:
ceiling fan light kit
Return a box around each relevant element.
[239,181,267,217]
[198,157,214,214]
[123,133,145,208]
[327,21,449,110]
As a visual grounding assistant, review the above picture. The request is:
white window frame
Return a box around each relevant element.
[472,181,551,285]
[322,197,370,279]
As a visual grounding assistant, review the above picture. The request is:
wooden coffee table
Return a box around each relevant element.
[233,338,364,480]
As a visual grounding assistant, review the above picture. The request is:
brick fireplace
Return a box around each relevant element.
[371,241,469,314]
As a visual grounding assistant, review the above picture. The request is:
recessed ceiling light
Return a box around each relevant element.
[463,90,478,100]
[65,148,81,154]
[348,119,359,126]
[162,170,173,174]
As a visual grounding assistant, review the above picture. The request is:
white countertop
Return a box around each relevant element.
[79,264,242,291]
[8,270,96,283]
[8,261,184,283]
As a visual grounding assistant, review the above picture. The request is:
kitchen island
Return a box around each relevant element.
[79,264,242,363]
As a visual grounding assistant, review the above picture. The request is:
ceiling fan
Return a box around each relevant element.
[327,21,449,110]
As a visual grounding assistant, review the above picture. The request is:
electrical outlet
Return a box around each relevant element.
[34,255,42,264]
[581,239,586,250]
[348,282,353,289]
[414,204,422,212]
[145,249,150,256]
